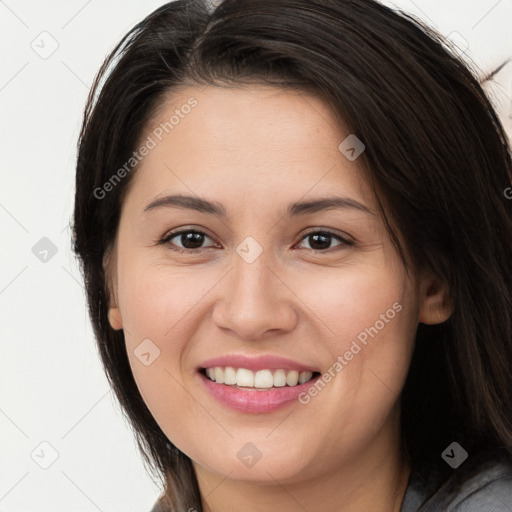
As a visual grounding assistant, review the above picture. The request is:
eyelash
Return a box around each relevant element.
[157,227,354,254]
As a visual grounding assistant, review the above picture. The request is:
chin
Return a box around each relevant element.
[192,439,316,483]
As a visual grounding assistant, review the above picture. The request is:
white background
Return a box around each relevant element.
[0,1,510,511]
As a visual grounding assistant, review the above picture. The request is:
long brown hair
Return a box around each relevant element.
[72,1,512,510]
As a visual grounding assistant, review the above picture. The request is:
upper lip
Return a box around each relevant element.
[198,354,320,373]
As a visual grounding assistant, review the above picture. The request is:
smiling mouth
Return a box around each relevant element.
[200,367,321,389]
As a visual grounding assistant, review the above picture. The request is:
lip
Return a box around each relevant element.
[197,354,320,373]
[198,371,321,413]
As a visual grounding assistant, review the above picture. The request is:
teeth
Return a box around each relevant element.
[204,367,314,388]
[286,370,299,386]
[224,366,237,385]
[236,368,254,387]
[273,369,287,387]
[214,367,224,383]
[254,369,273,388]
[299,371,312,384]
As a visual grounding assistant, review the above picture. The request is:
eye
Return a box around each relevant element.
[158,228,218,254]
[296,229,354,252]
[158,228,354,254]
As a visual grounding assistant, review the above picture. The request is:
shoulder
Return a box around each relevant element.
[448,460,512,512]
[149,494,170,512]
[401,458,512,512]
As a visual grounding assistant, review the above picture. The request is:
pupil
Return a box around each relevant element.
[309,233,330,250]
[182,232,204,249]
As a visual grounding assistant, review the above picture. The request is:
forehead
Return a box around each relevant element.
[123,84,375,213]
[145,84,345,154]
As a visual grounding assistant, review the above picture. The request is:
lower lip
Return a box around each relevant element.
[198,371,320,413]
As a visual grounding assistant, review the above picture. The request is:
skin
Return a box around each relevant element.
[106,84,453,512]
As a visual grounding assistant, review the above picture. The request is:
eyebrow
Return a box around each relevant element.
[143,194,376,218]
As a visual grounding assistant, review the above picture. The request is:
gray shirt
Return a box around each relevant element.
[400,460,512,511]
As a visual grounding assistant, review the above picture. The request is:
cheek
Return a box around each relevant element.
[296,261,409,346]
[339,268,414,368]
[115,259,184,379]
[118,256,209,340]
[116,258,222,422]
[302,263,416,411]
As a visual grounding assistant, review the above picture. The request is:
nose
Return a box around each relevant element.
[211,251,298,340]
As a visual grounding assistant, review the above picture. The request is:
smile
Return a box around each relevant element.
[202,367,317,389]
[197,367,321,414]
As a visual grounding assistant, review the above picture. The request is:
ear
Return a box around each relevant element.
[418,272,454,325]
[108,307,123,331]
[103,245,123,331]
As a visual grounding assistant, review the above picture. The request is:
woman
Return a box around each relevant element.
[72,0,512,510]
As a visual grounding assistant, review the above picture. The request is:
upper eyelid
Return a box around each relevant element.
[162,226,216,243]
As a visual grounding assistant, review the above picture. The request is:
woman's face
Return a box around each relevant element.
[107,84,450,485]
